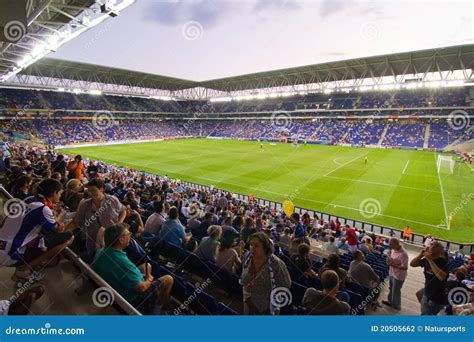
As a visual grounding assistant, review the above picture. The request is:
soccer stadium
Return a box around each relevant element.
[0,0,473,323]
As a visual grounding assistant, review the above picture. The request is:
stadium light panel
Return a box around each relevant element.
[323,89,332,94]
[89,89,102,95]
[32,44,46,57]
[73,88,82,94]
[57,88,65,92]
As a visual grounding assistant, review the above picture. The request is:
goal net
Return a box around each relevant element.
[437,155,455,174]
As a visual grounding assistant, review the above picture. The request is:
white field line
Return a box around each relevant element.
[323,175,441,194]
[435,154,450,229]
[402,160,410,174]
[142,166,447,230]
[324,153,367,177]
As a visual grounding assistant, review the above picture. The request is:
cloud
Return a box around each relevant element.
[319,0,353,17]
[142,0,235,29]
[253,0,302,12]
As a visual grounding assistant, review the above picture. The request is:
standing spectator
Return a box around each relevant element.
[71,179,126,257]
[303,270,351,315]
[383,238,409,310]
[403,225,412,242]
[241,232,291,315]
[410,241,449,315]
[345,225,357,252]
[67,155,86,181]
[86,161,99,179]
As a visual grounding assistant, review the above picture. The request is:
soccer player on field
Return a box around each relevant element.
[364,156,368,164]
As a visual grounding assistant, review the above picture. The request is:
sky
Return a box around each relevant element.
[51,0,474,81]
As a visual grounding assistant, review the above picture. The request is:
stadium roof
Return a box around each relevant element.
[11,43,474,97]
[200,44,474,92]
[0,0,135,81]
[22,58,199,91]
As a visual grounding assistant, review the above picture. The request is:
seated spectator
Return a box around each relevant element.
[241,232,291,315]
[240,217,257,245]
[144,201,166,235]
[303,270,351,315]
[221,216,238,234]
[0,179,74,281]
[348,250,381,308]
[216,230,241,274]
[158,206,190,248]
[324,236,339,254]
[11,175,31,200]
[70,179,126,257]
[319,253,350,302]
[92,223,173,314]
[51,154,66,179]
[195,225,222,262]
[61,179,84,212]
[194,212,213,240]
[291,243,318,279]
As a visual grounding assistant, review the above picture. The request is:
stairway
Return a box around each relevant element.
[444,125,474,150]
[423,124,430,149]
[378,124,390,146]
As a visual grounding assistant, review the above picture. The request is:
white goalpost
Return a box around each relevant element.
[437,155,455,174]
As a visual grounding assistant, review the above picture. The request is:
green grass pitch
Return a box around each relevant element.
[60,138,474,243]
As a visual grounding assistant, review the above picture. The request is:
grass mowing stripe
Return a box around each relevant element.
[60,139,473,242]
